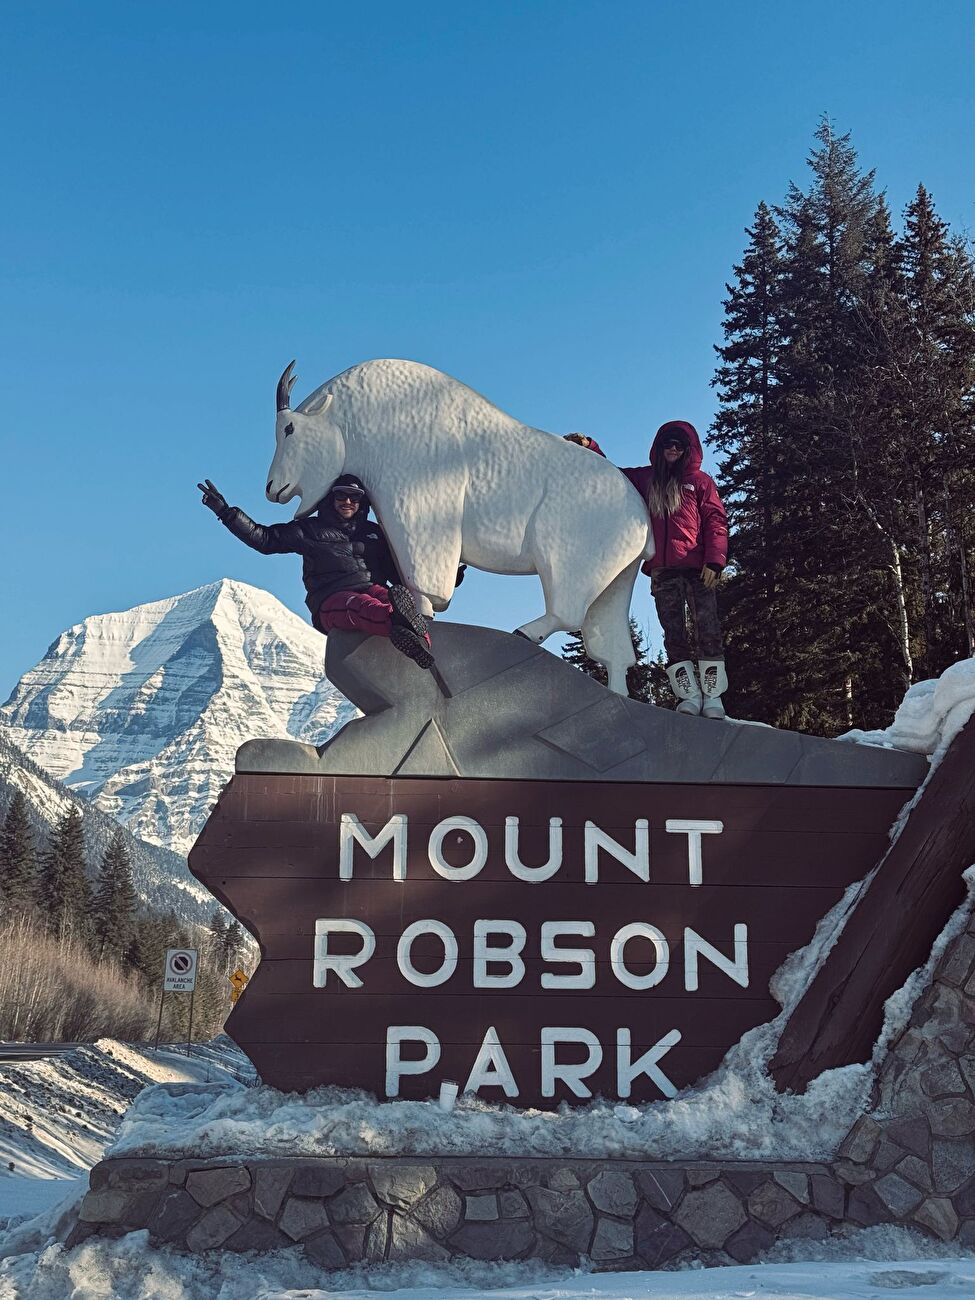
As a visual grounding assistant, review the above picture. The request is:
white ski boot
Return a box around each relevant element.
[666,660,704,716]
[698,658,729,720]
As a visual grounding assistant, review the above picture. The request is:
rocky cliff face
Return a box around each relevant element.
[0,579,355,855]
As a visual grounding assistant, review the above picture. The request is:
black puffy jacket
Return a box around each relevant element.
[218,500,400,629]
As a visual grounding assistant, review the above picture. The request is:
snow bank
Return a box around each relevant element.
[2,1228,975,1300]
[841,655,975,757]
[0,1037,252,1180]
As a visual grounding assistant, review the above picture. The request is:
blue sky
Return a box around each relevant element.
[1,1,973,693]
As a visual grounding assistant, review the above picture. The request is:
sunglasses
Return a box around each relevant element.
[661,439,686,450]
[332,493,362,503]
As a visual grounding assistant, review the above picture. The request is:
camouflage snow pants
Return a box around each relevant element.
[650,567,725,664]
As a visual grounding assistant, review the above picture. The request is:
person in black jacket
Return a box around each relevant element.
[197,473,435,669]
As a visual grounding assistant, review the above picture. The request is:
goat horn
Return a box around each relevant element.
[276,360,297,411]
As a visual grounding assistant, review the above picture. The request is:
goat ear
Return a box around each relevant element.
[304,390,333,416]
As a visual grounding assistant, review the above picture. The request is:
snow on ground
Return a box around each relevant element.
[0,1037,252,1185]
[2,1224,975,1299]
[842,655,975,758]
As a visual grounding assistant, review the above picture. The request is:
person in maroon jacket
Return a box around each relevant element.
[622,421,729,718]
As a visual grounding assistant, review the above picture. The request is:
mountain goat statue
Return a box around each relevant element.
[265,359,655,694]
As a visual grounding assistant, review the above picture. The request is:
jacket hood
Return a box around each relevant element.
[315,474,372,525]
[649,421,704,475]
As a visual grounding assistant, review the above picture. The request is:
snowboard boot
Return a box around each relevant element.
[666,660,704,716]
[390,625,436,670]
[698,658,729,720]
[389,585,431,646]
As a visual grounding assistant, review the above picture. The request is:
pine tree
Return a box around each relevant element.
[561,619,672,705]
[0,790,35,917]
[208,910,227,953]
[840,196,918,708]
[775,118,884,731]
[711,201,792,722]
[715,119,898,732]
[897,186,975,672]
[220,921,245,974]
[127,911,178,984]
[90,830,138,962]
[35,805,91,941]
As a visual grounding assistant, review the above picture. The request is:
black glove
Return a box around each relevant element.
[198,480,229,517]
[455,563,467,588]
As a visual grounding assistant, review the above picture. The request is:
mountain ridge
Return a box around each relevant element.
[0,729,213,925]
[1,579,356,854]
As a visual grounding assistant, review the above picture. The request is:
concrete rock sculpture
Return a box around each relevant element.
[236,621,927,789]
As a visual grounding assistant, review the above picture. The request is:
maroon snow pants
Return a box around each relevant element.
[318,585,393,637]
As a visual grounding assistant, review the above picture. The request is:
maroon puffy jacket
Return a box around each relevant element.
[622,421,728,572]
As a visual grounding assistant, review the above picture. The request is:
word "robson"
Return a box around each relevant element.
[313,919,749,991]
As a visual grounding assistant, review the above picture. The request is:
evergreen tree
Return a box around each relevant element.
[127,911,175,984]
[90,830,138,962]
[561,619,673,705]
[35,805,91,941]
[774,118,884,731]
[220,920,246,974]
[711,201,791,722]
[715,119,902,732]
[0,790,35,917]
[839,196,917,707]
[897,186,975,672]
[208,910,227,953]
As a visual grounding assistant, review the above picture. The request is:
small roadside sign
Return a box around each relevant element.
[164,948,198,992]
[229,968,249,1005]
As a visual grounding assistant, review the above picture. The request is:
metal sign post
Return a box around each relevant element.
[153,985,165,1052]
[162,948,199,1057]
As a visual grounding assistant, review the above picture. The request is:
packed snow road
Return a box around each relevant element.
[0,1045,84,1063]
[0,1036,252,1182]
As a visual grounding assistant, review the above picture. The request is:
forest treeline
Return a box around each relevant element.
[0,790,249,1042]
[565,120,975,734]
[711,119,975,733]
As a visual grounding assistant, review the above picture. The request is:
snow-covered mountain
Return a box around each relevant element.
[0,579,356,855]
[0,731,213,925]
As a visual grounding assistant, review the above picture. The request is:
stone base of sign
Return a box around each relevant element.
[68,901,975,1267]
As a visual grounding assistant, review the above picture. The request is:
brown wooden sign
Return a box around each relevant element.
[190,773,908,1107]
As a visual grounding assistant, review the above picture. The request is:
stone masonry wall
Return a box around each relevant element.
[69,903,975,1269]
[69,1155,848,1268]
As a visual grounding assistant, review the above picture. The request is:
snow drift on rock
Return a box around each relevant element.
[0,1038,252,1183]
[841,655,975,757]
[0,579,357,854]
[3,1226,975,1299]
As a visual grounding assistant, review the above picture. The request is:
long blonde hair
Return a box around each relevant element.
[648,467,684,517]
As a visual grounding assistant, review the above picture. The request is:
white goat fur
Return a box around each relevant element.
[265,359,655,693]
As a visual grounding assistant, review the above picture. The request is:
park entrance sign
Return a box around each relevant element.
[191,771,907,1105]
[189,622,928,1108]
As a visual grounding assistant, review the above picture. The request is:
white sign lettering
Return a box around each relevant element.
[339,812,718,885]
[473,919,526,988]
[385,1026,440,1096]
[331,808,733,1103]
[504,816,563,881]
[340,813,407,882]
[313,919,375,988]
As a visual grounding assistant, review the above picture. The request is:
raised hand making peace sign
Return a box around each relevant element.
[198,480,228,516]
